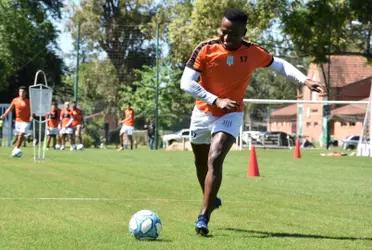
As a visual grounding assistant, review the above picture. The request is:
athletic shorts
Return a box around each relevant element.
[189,106,243,144]
[120,125,134,136]
[60,127,74,135]
[14,121,31,135]
[47,127,59,136]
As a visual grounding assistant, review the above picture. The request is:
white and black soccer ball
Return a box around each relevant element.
[129,210,162,240]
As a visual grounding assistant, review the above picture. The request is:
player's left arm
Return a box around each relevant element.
[269,57,327,95]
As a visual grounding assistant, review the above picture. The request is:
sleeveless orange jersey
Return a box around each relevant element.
[11,97,31,122]
[60,108,72,128]
[47,108,60,128]
[71,108,82,127]
[122,108,135,126]
[186,39,273,117]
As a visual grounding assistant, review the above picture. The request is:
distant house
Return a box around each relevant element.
[269,55,372,144]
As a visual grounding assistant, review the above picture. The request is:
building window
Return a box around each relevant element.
[311,109,318,113]
[306,122,311,127]
[314,122,318,126]
[341,122,347,126]
[349,122,356,126]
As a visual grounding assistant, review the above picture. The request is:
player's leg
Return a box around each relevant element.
[47,135,51,148]
[69,128,76,150]
[202,132,235,218]
[76,125,82,145]
[128,134,133,150]
[118,126,124,150]
[60,131,66,150]
[191,143,210,192]
[195,111,242,235]
[15,133,25,149]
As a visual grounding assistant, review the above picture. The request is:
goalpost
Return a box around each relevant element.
[239,98,370,152]
[357,87,372,157]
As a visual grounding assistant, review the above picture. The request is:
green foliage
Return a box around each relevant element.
[77,59,120,114]
[282,0,371,62]
[0,0,64,102]
[69,0,156,85]
[164,0,286,64]
[120,63,194,129]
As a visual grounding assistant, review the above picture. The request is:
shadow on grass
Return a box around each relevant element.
[222,228,372,241]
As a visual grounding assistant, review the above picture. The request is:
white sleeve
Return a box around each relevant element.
[180,67,217,105]
[269,57,307,85]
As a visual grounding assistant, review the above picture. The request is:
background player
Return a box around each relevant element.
[0,86,32,157]
[70,101,84,150]
[181,8,326,236]
[59,102,76,151]
[119,103,135,150]
[46,101,61,149]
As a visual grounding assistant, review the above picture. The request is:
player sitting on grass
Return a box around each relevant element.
[181,8,326,236]
[0,86,32,157]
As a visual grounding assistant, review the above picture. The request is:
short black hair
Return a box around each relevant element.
[19,86,26,91]
[224,8,248,25]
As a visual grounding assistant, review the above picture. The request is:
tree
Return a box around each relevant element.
[69,0,156,85]
[120,63,194,129]
[0,0,64,102]
[164,0,286,64]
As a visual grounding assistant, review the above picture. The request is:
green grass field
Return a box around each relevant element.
[0,147,371,249]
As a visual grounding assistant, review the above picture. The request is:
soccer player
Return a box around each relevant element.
[180,8,326,236]
[0,86,32,157]
[59,101,76,151]
[70,101,84,150]
[46,101,61,149]
[119,103,135,150]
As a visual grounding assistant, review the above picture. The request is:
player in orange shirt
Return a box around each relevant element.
[70,101,84,150]
[180,8,326,236]
[46,101,61,149]
[0,86,32,157]
[59,101,76,151]
[119,103,135,150]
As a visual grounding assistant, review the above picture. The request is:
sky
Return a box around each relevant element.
[54,0,78,67]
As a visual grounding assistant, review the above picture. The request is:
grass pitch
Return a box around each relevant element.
[0,147,371,249]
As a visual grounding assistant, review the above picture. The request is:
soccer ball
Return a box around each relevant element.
[129,210,162,240]
[11,148,22,158]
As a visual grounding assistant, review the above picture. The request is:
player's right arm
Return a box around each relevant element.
[0,102,15,120]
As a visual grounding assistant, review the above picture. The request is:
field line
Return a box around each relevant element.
[0,197,248,203]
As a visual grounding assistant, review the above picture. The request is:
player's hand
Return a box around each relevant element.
[304,79,327,97]
[214,98,240,111]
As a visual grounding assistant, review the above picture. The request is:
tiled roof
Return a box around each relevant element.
[331,98,369,116]
[270,104,297,118]
[308,55,372,87]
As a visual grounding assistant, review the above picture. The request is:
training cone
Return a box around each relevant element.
[293,138,301,159]
[248,145,260,177]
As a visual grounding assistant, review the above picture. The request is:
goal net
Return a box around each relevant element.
[239,98,369,151]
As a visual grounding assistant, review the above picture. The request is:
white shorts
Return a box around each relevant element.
[120,125,134,136]
[60,127,74,135]
[14,121,31,135]
[189,106,243,144]
[47,128,59,136]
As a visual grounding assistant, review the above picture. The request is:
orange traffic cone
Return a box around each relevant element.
[293,138,301,159]
[248,145,260,177]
